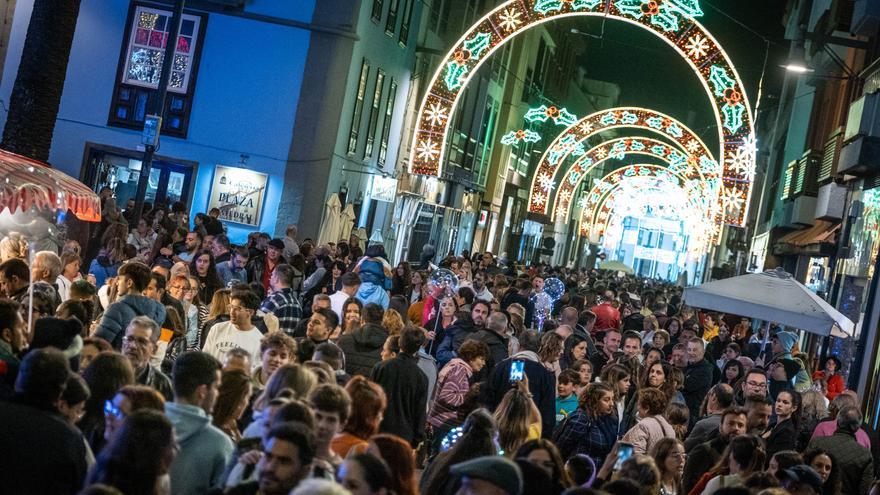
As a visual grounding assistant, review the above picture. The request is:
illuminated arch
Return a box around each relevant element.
[530,107,718,217]
[590,178,716,254]
[551,136,719,223]
[579,164,714,241]
[407,0,755,226]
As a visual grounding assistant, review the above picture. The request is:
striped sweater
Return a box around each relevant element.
[427,358,473,428]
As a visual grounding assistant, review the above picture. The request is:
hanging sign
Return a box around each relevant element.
[208,165,268,226]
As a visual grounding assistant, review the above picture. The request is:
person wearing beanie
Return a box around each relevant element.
[767,330,806,400]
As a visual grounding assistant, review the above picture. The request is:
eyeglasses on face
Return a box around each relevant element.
[122,335,151,347]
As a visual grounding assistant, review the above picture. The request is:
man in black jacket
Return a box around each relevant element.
[0,348,87,494]
[338,303,388,377]
[436,300,489,368]
[484,330,556,438]
[371,327,429,447]
[683,337,715,427]
[470,311,509,378]
[682,406,747,494]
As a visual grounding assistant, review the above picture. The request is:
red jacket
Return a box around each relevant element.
[591,302,621,332]
[813,370,845,401]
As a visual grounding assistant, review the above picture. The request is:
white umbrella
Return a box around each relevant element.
[317,194,342,245]
[598,260,634,274]
[339,203,356,242]
[683,267,854,338]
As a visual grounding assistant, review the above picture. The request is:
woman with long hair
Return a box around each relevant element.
[420,409,498,495]
[424,295,457,357]
[538,331,566,379]
[89,238,126,288]
[661,317,682,355]
[182,276,202,349]
[342,297,363,336]
[493,382,542,456]
[86,410,176,495]
[382,309,405,338]
[211,369,252,442]
[331,376,387,459]
[515,439,573,489]
[406,270,426,305]
[367,434,418,495]
[651,438,685,495]
[763,389,801,461]
[621,360,680,433]
[694,434,766,495]
[804,448,842,495]
[391,261,411,297]
[329,260,347,294]
[600,363,632,433]
[720,359,745,387]
[553,382,618,466]
[189,250,223,307]
[79,352,135,453]
[560,333,589,372]
[197,289,231,349]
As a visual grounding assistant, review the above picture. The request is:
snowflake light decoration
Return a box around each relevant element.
[532,192,547,207]
[416,139,439,162]
[686,33,710,59]
[537,173,556,192]
[497,8,522,31]
[578,121,594,134]
[425,103,449,127]
[725,145,754,180]
[685,139,701,153]
[721,187,746,215]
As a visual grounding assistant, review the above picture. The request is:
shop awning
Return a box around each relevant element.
[0,149,101,222]
[777,220,840,246]
[774,220,839,256]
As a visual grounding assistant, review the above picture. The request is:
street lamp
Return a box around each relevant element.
[782,27,868,80]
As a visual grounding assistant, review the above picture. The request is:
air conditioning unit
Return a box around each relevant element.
[838,92,880,175]
[852,0,880,36]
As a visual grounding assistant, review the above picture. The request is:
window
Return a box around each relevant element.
[109,3,206,137]
[386,0,401,34]
[399,0,414,46]
[378,80,397,166]
[123,6,201,92]
[371,0,384,22]
[348,60,370,155]
[364,69,385,159]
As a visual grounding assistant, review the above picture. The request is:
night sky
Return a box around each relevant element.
[560,0,788,147]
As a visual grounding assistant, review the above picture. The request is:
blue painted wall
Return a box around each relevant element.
[0,0,315,244]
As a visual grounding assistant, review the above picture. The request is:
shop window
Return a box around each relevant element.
[347,59,370,155]
[364,69,385,159]
[108,3,206,138]
[378,79,397,166]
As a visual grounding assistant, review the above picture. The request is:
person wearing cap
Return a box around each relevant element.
[812,356,845,401]
[777,465,824,495]
[247,238,287,294]
[765,330,807,400]
[450,455,523,495]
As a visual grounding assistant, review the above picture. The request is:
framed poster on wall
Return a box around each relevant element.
[208,165,268,227]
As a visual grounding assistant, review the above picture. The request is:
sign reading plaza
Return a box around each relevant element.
[208,165,268,227]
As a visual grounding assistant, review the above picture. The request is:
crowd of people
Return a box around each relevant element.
[0,198,878,495]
